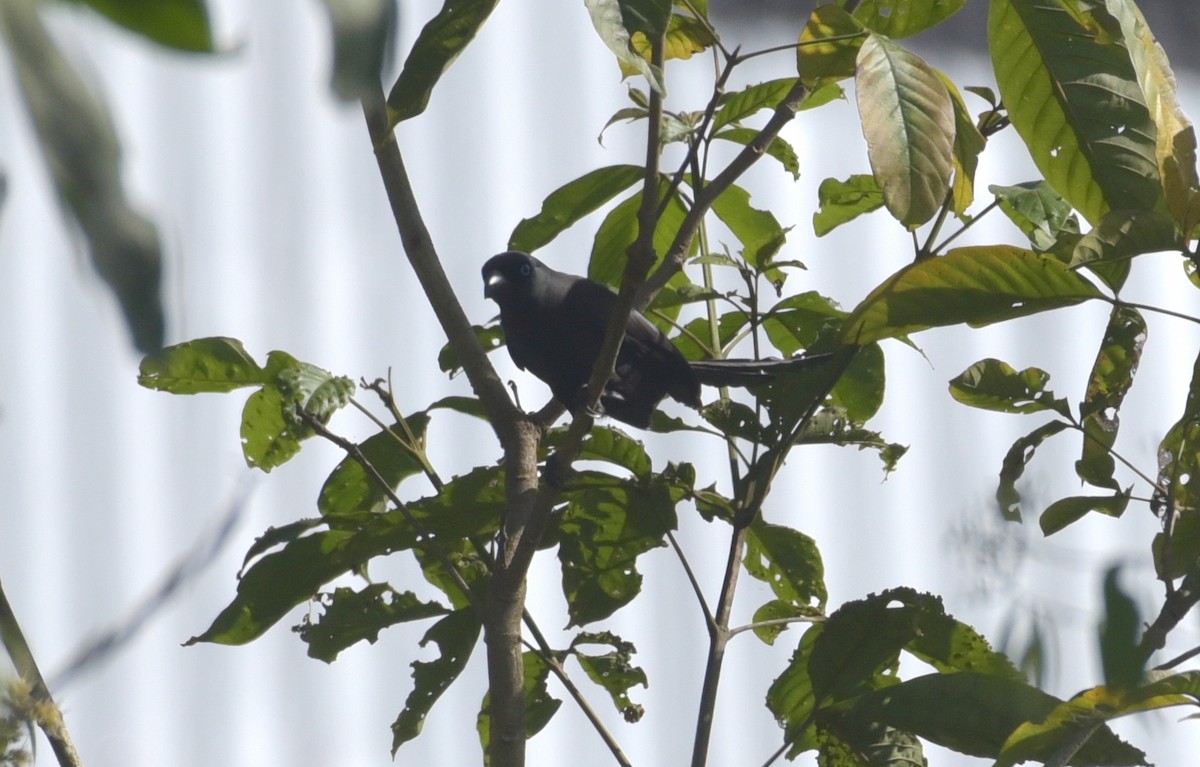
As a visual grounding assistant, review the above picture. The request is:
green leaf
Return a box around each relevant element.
[240,386,303,472]
[751,599,812,645]
[850,0,965,38]
[584,0,665,95]
[139,337,265,393]
[588,182,689,293]
[841,245,1103,344]
[387,0,500,122]
[558,473,678,626]
[996,686,1150,767]
[714,127,801,180]
[855,34,955,228]
[318,415,432,516]
[767,624,824,758]
[478,650,563,752]
[66,0,214,52]
[318,0,395,100]
[573,426,654,478]
[990,181,1078,252]
[392,610,481,754]
[441,324,506,375]
[296,584,448,663]
[949,358,1069,417]
[988,0,1161,226]
[1070,209,1182,269]
[570,631,647,722]
[1076,305,1146,490]
[745,520,827,612]
[828,673,1142,763]
[797,4,865,86]
[272,353,355,427]
[1039,491,1131,536]
[1152,510,1200,581]
[713,79,799,131]
[508,165,645,253]
[942,74,987,214]
[710,184,790,275]
[996,420,1071,522]
[1156,348,1200,518]
[1100,567,1143,690]
[813,174,885,236]
[701,398,764,443]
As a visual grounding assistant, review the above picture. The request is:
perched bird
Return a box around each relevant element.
[482,251,829,428]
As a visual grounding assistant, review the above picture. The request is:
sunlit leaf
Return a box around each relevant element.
[850,0,965,38]
[585,0,665,95]
[990,181,1078,252]
[988,0,1161,225]
[714,127,801,179]
[940,73,986,214]
[570,631,647,722]
[797,4,865,86]
[996,684,1149,767]
[714,79,799,131]
[949,358,1069,417]
[856,34,955,227]
[139,337,265,393]
[813,174,885,236]
[710,184,790,276]
[319,415,432,516]
[842,246,1102,344]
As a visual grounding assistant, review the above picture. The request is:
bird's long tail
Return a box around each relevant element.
[687,354,833,388]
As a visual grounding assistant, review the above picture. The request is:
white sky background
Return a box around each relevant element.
[0,1,1197,765]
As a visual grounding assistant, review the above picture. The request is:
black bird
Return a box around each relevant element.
[482,251,829,428]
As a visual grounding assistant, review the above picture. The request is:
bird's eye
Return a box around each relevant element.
[519,263,532,277]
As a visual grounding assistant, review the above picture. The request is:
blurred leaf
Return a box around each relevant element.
[139,337,265,393]
[392,609,481,753]
[478,650,563,753]
[628,10,715,65]
[842,246,1102,344]
[558,473,678,626]
[714,127,800,180]
[1070,209,1181,269]
[318,415,432,516]
[949,358,1069,417]
[1100,567,1143,690]
[441,324,506,376]
[387,0,500,123]
[856,34,955,228]
[1039,491,1131,536]
[2,1,165,350]
[585,0,665,95]
[813,175,885,236]
[1076,306,1145,490]
[1155,348,1200,518]
[797,4,865,86]
[989,0,1161,226]
[296,584,448,662]
[65,0,214,52]
[319,0,396,100]
[990,181,1078,252]
[570,631,647,722]
[1152,510,1200,581]
[745,520,827,612]
[509,165,645,253]
[850,0,965,38]
[996,420,1070,522]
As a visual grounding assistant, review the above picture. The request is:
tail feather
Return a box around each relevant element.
[687,354,833,388]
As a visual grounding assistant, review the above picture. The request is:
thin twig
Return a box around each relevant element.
[667,531,716,630]
[728,614,824,638]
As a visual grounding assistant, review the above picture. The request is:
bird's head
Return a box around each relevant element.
[482,251,542,304]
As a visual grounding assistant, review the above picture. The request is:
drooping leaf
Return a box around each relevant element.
[392,610,482,753]
[558,473,678,626]
[813,174,885,236]
[387,0,501,123]
[1076,305,1145,490]
[988,0,1161,226]
[318,0,396,100]
[996,420,1071,522]
[585,0,665,95]
[139,337,265,393]
[628,10,715,66]
[1039,491,1131,536]
[714,127,801,179]
[1070,209,1181,269]
[710,184,790,277]
[767,624,824,757]
[1099,567,1143,691]
[570,631,647,722]
[995,685,1150,767]
[844,245,1102,344]
[66,0,214,52]
[296,584,449,663]
[949,358,1069,417]
[509,165,645,253]
[2,1,165,351]
[941,73,987,214]
[478,650,563,753]
[1155,348,1200,518]
[855,34,955,228]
